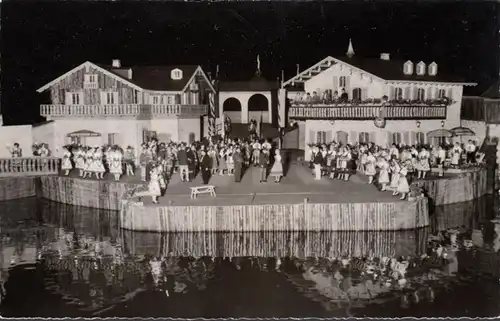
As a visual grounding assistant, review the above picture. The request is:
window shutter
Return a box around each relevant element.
[404,87,410,100]
[326,131,333,144]
[447,88,453,101]
[387,131,393,146]
[113,92,119,105]
[350,131,356,144]
[403,131,410,145]
[388,86,395,100]
[345,76,351,97]
[409,131,416,146]
[65,92,72,105]
[309,130,315,144]
[369,131,376,144]
[412,87,418,100]
[332,76,338,92]
[84,74,90,83]
[362,88,368,101]
[100,92,107,105]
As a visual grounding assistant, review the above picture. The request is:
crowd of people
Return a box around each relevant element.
[307,139,481,200]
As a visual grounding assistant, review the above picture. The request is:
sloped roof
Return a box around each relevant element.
[481,80,500,99]
[96,64,199,91]
[335,56,467,83]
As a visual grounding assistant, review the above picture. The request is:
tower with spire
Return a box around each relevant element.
[346,38,355,58]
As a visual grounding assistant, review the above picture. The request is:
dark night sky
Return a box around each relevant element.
[1,1,498,125]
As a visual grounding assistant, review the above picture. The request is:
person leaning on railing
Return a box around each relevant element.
[5,143,22,172]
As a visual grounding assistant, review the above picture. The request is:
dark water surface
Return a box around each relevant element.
[1,196,500,317]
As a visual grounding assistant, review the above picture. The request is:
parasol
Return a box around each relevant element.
[450,127,475,137]
[66,130,101,137]
[426,129,454,138]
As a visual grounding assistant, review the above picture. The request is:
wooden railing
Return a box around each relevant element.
[0,157,60,177]
[289,104,447,120]
[40,104,208,118]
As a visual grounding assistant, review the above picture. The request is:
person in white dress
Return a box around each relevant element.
[377,157,390,191]
[363,151,377,184]
[82,148,94,179]
[61,147,73,176]
[148,166,162,204]
[417,147,430,179]
[270,149,284,183]
[396,164,411,200]
[389,158,401,195]
[341,147,352,181]
[451,142,462,167]
[110,148,123,181]
[93,147,106,180]
[75,147,85,177]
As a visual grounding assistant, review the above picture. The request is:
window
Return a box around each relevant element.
[106,92,116,104]
[70,136,84,145]
[394,87,403,100]
[438,89,446,98]
[417,88,425,101]
[392,132,402,145]
[415,132,425,145]
[133,91,139,104]
[152,95,160,105]
[142,130,157,143]
[167,95,174,105]
[358,132,370,144]
[171,68,183,80]
[316,131,327,144]
[84,74,98,89]
[339,76,346,88]
[352,88,362,101]
[71,92,81,105]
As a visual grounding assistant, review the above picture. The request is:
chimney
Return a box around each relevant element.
[380,53,390,61]
[127,68,133,80]
[346,39,355,58]
[112,59,121,68]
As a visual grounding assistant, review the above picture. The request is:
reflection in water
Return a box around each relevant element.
[0,196,499,317]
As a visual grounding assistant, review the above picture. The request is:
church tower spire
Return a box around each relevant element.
[346,38,355,58]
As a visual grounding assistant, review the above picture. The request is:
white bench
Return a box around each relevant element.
[190,185,216,199]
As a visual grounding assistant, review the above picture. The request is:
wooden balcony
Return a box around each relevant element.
[288,101,448,120]
[0,157,60,177]
[40,104,208,119]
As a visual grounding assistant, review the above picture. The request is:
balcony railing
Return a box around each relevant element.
[0,157,60,177]
[288,99,448,120]
[40,104,208,118]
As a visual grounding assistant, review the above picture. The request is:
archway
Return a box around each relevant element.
[222,97,242,123]
[223,97,242,112]
[248,94,269,124]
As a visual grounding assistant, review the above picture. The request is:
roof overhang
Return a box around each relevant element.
[386,80,477,86]
[36,61,144,93]
[283,56,385,87]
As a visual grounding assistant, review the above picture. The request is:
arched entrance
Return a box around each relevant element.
[222,97,242,123]
[248,94,269,124]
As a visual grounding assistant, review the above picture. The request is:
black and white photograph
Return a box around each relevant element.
[0,0,499,318]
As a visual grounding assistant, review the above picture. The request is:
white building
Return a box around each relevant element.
[35,60,215,157]
[282,40,476,155]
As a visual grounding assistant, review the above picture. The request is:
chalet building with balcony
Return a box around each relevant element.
[461,81,500,144]
[282,40,476,155]
[34,59,215,156]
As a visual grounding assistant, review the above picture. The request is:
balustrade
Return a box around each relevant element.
[0,157,61,177]
[289,105,447,120]
[40,104,207,118]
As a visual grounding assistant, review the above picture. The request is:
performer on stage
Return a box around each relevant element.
[93,146,106,180]
[124,146,135,176]
[75,147,85,177]
[270,149,283,183]
[363,150,377,184]
[259,147,270,183]
[389,158,401,195]
[450,142,462,168]
[200,150,213,184]
[82,147,94,179]
[312,146,323,180]
[233,147,243,183]
[396,163,410,200]
[377,156,390,191]
[416,147,430,179]
[148,166,162,204]
[110,148,123,181]
[252,139,261,166]
[61,147,73,176]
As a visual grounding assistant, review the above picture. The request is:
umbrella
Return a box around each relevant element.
[450,127,475,136]
[427,129,454,138]
[66,130,101,137]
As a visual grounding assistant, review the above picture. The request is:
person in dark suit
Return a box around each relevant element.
[259,149,270,183]
[233,148,243,183]
[186,147,196,181]
[177,145,188,182]
[200,150,213,184]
